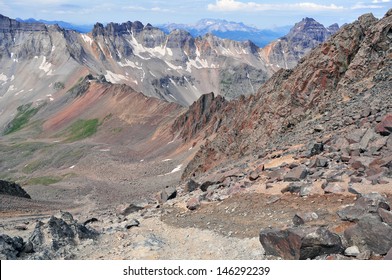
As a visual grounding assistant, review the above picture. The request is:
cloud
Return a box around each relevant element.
[351,2,384,9]
[125,6,172,12]
[372,0,390,3]
[207,0,344,12]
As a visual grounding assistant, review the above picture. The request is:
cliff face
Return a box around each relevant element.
[180,10,392,180]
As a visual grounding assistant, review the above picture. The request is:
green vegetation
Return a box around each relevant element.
[53,81,65,90]
[65,119,100,142]
[4,103,40,135]
[23,176,62,186]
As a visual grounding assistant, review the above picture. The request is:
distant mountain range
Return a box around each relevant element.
[159,19,292,47]
[16,18,93,33]
[15,17,291,47]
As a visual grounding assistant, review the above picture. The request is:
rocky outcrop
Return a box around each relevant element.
[0,212,98,260]
[172,92,227,142]
[0,180,31,199]
[182,9,392,180]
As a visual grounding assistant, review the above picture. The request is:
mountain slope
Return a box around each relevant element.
[180,10,391,180]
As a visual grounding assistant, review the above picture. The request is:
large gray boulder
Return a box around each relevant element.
[260,226,343,260]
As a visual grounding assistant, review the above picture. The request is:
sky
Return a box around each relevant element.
[0,0,391,28]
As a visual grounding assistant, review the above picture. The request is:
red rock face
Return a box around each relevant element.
[172,92,227,142]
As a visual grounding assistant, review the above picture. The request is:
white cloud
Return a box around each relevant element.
[352,3,384,9]
[372,0,390,3]
[207,0,344,12]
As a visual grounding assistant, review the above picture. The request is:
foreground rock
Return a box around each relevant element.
[0,212,99,260]
[259,226,343,260]
[344,214,392,255]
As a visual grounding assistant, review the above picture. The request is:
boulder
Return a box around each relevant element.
[346,128,367,144]
[184,179,200,193]
[344,214,392,255]
[378,208,392,226]
[163,186,177,200]
[186,196,200,211]
[0,234,24,260]
[284,166,308,182]
[156,186,177,203]
[248,171,259,181]
[281,183,302,194]
[0,180,31,199]
[324,183,345,194]
[25,215,98,259]
[125,219,140,229]
[260,227,343,260]
[259,228,302,260]
[304,142,324,157]
[117,203,145,216]
[344,246,360,257]
[359,128,376,151]
[375,114,392,136]
[267,168,287,181]
[337,192,389,221]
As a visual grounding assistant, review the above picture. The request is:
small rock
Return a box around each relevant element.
[378,208,392,226]
[248,171,259,181]
[125,219,140,229]
[164,186,177,200]
[281,183,302,194]
[324,183,345,194]
[184,179,199,193]
[293,214,305,226]
[344,246,360,257]
[14,225,28,231]
[186,196,200,211]
[375,114,392,135]
[357,250,372,260]
[83,218,98,226]
[284,166,308,182]
[116,203,144,216]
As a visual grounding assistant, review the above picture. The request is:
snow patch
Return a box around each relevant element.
[0,73,8,82]
[162,159,172,162]
[82,34,93,46]
[170,164,183,173]
[15,89,24,96]
[169,94,177,101]
[6,85,16,93]
[118,59,142,69]
[39,57,53,75]
[104,71,127,83]
[51,45,56,52]
[69,165,75,169]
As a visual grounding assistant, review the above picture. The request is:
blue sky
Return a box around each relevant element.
[0,0,391,28]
